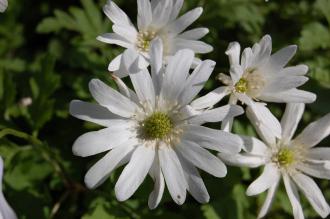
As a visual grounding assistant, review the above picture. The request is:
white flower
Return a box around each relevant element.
[70,43,243,208]
[98,0,213,77]
[0,0,7,13]
[219,103,330,219]
[0,156,17,219]
[214,35,316,135]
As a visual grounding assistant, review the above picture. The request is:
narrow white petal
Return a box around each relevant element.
[308,147,330,161]
[218,153,266,168]
[178,155,210,203]
[241,47,253,70]
[72,123,135,157]
[169,0,184,20]
[148,155,165,209]
[167,7,203,35]
[257,176,279,219]
[267,45,297,72]
[294,113,330,148]
[119,49,148,75]
[178,28,209,40]
[103,0,134,27]
[97,33,132,48]
[111,75,139,103]
[0,0,8,13]
[179,60,216,105]
[176,140,227,177]
[174,39,213,54]
[112,24,137,43]
[229,65,244,84]
[70,100,122,127]
[263,76,309,93]
[137,0,152,30]
[260,88,316,103]
[89,79,140,118]
[115,145,155,201]
[190,86,230,110]
[84,140,136,189]
[225,42,241,67]
[246,103,281,146]
[182,125,242,154]
[108,54,122,72]
[151,0,172,27]
[161,49,194,102]
[281,64,309,76]
[292,173,330,218]
[159,145,187,205]
[283,174,304,219]
[297,160,330,180]
[246,164,280,196]
[281,103,305,144]
[240,136,269,155]
[150,38,164,93]
[130,69,155,107]
[188,105,244,125]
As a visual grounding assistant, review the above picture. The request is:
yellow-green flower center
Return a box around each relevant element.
[235,78,248,93]
[136,31,157,52]
[142,112,173,140]
[277,148,295,167]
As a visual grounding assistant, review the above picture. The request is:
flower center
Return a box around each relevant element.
[136,30,157,52]
[234,68,266,98]
[276,148,295,167]
[142,112,173,140]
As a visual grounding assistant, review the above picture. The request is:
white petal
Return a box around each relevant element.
[103,0,134,27]
[151,0,172,27]
[267,45,297,72]
[69,100,122,127]
[108,54,122,72]
[260,88,316,103]
[111,75,139,103]
[73,124,135,157]
[118,49,148,75]
[178,155,210,203]
[115,145,155,201]
[182,125,242,154]
[292,173,330,218]
[97,33,132,48]
[160,49,194,102]
[283,174,304,219]
[137,0,152,30]
[229,65,244,84]
[130,69,155,107]
[294,113,330,148]
[174,39,213,54]
[179,60,216,105]
[112,24,137,43]
[297,160,330,180]
[148,155,165,209]
[240,136,269,155]
[218,153,266,168]
[281,103,305,144]
[150,38,164,93]
[308,147,330,161]
[176,140,227,177]
[246,164,280,196]
[263,75,308,94]
[89,79,140,118]
[169,0,184,20]
[246,103,281,146]
[281,64,309,76]
[188,105,244,125]
[241,47,253,70]
[167,7,203,35]
[84,140,136,189]
[0,0,8,13]
[159,144,187,205]
[178,28,209,40]
[225,42,241,67]
[190,86,230,110]
[257,176,279,219]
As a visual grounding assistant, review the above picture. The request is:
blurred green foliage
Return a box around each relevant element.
[0,0,329,218]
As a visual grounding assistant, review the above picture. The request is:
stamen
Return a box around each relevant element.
[136,30,157,52]
[141,112,173,140]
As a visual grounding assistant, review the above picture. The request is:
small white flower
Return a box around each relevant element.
[70,43,243,208]
[0,0,7,13]
[98,0,213,77]
[0,156,17,219]
[219,103,330,219]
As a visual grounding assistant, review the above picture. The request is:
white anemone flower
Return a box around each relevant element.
[0,157,17,219]
[219,103,330,219]
[70,42,243,208]
[215,35,316,135]
[98,0,213,77]
[0,0,7,12]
